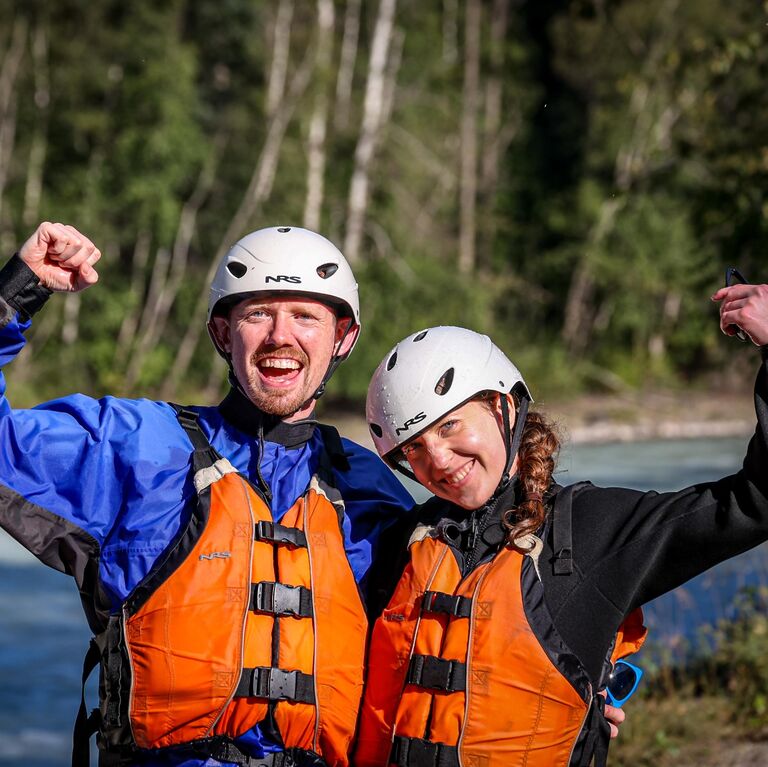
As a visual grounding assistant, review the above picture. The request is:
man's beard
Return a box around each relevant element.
[247,384,308,417]
[244,347,315,417]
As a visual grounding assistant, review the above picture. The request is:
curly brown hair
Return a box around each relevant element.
[502,409,561,551]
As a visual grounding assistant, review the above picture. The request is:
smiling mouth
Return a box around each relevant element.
[440,460,475,487]
[256,356,303,382]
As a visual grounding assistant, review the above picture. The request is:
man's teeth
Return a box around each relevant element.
[444,462,473,485]
[260,358,300,370]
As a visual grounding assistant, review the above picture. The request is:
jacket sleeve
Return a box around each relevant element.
[0,257,121,587]
[334,438,415,593]
[572,348,768,615]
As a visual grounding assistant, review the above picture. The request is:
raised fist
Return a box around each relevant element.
[19,222,101,292]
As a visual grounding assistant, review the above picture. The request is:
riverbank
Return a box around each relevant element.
[325,385,755,449]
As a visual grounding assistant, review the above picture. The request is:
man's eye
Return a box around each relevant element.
[402,443,420,457]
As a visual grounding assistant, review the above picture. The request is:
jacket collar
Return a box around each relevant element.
[218,387,317,448]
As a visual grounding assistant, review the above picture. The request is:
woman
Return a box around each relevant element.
[355,282,768,767]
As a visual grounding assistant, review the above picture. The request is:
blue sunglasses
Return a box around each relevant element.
[605,659,644,707]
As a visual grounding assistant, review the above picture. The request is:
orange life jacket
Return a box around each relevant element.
[90,409,367,766]
[355,497,646,767]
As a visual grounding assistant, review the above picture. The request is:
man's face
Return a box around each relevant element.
[210,296,355,420]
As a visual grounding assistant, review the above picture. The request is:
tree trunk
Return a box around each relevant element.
[123,131,225,392]
[113,231,151,366]
[334,0,361,132]
[266,0,294,118]
[162,45,315,399]
[478,0,511,270]
[458,0,481,275]
[0,17,26,232]
[23,21,49,228]
[303,0,335,231]
[343,0,398,265]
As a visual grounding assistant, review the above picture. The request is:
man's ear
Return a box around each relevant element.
[209,316,232,354]
[335,318,359,357]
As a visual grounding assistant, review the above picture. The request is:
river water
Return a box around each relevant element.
[0,435,764,765]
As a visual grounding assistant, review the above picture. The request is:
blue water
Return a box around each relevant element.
[0,434,762,764]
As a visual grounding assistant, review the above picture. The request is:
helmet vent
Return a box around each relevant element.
[499,380,505,388]
[226,261,248,278]
[435,368,454,395]
[386,351,398,371]
[277,227,291,233]
[413,331,428,342]
[370,423,383,438]
[317,262,339,279]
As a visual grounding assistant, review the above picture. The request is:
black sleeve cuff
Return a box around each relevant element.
[0,254,52,323]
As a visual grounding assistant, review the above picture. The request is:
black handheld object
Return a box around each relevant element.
[725,267,749,342]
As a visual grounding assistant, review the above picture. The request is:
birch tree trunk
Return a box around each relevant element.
[477,0,511,268]
[442,0,459,66]
[163,47,315,399]
[266,0,294,117]
[303,0,335,231]
[113,231,151,364]
[23,21,49,228]
[123,131,225,392]
[334,0,361,132]
[457,0,481,275]
[343,0,398,265]
[0,17,26,234]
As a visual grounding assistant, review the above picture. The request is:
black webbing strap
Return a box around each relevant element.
[421,590,472,618]
[552,484,575,575]
[173,406,221,473]
[577,694,610,767]
[255,520,307,548]
[251,581,313,618]
[235,666,315,703]
[206,741,320,767]
[72,639,102,767]
[390,736,460,767]
[155,738,327,767]
[315,424,351,472]
[406,655,466,692]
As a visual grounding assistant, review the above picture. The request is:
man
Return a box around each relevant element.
[0,222,414,767]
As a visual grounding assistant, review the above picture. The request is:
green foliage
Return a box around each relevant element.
[0,0,766,405]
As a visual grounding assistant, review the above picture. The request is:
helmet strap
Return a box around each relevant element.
[496,392,529,494]
[310,318,355,401]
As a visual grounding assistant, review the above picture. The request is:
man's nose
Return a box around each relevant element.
[266,313,292,346]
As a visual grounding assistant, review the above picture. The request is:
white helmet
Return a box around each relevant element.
[207,226,360,358]
[366,326,532,463]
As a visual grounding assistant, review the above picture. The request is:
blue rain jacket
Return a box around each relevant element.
[0,285,414,766]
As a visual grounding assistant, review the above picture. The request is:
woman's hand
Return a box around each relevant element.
[603,697,626,738]
[19,222,101,292]
[712,285,768,346]
[712,283,768,347]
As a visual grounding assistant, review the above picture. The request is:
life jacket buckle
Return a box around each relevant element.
[407,654,467,692]
[252,581,313,618]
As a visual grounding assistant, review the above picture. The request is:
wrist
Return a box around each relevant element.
[0,253,53,322]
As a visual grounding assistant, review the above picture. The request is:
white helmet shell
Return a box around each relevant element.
[207,225,360,357]
[366,326,532,461]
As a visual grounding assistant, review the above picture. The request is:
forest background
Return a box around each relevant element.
[1,0,766,411]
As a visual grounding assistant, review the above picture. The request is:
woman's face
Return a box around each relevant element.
[401,397,514,510]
